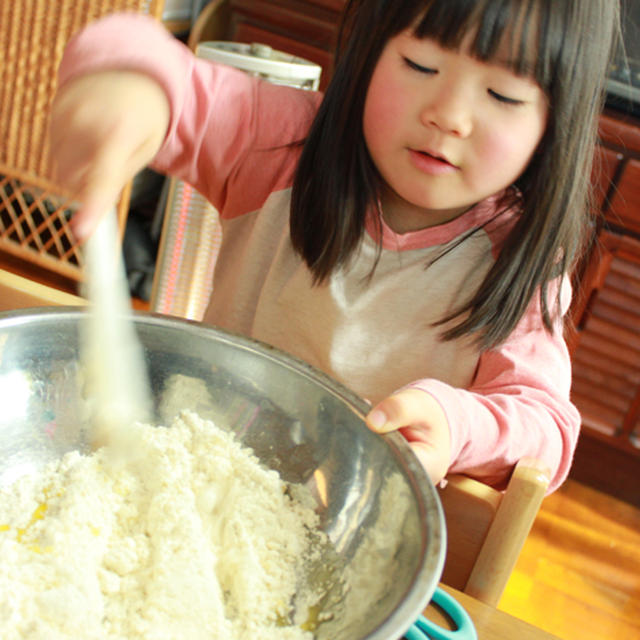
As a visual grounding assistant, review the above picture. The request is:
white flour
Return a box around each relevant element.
[81,209,153,448]
[0,411,324,640]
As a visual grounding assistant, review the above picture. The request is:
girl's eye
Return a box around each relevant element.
[488,89,524,106]
[402,57,437,75]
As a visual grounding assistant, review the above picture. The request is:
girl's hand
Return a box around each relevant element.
[366,388,451,485]
[50,70,170,241]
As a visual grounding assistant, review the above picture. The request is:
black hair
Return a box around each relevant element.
[290,0,620,348]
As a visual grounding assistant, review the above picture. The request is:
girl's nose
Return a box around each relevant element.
[420,85,473,137]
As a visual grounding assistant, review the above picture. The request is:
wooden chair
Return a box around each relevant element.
[437,457,551,606]
[0,0,164,295]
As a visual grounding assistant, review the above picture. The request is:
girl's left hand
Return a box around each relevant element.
[366,388,451,485]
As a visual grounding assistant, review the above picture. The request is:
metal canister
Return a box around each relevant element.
[150,42,321,319]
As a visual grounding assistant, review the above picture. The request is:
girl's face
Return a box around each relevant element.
[363,30,549,232]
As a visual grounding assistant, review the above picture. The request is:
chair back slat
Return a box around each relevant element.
[0,1,164,281]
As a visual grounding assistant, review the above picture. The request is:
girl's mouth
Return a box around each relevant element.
[409,149,458,175]
[424,150,451,163]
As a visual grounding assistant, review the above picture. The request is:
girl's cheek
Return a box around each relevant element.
[364,55,410,127]
[365,81,402,125]
[480,130,513,163]
[363,85,403,152]
[477,128,538,182]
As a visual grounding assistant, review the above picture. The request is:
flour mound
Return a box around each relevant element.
[0,411,322,639]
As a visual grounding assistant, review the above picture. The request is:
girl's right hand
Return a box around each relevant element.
[50,70,170,242]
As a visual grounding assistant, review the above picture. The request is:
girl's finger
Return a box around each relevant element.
[70,126,137,241]
[366,388,441,434]
[366,389,452,483]
[71,187,121,242]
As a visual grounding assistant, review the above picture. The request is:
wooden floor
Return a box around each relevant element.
[498,479,640,639]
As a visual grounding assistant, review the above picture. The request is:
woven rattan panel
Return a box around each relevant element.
[0,0,164,281]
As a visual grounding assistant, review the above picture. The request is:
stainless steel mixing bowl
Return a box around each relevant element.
[0,307,445,640]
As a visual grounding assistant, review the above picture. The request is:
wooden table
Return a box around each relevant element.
[0,268,85,311]
[421,585,561,639]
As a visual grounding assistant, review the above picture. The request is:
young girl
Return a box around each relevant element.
[50,0,619,492]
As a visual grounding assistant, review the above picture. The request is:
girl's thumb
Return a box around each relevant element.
[71,190,118,242]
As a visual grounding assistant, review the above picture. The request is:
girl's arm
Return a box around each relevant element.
[367,277,579,494]
[53,13,319,239]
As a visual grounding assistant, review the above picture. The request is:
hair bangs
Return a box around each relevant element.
[413,0,562,90]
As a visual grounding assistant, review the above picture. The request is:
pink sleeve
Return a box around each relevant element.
[408,276,580,493]
[58,13,321,215]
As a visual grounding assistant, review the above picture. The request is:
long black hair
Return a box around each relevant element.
[290,0,620,348]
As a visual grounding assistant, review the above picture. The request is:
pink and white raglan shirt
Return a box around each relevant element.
[58,14,581,492]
